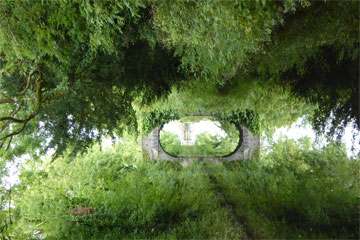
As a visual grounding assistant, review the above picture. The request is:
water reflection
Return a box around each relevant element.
[160,116,240,157]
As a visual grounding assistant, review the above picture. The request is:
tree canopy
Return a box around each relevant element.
[0,0,358,157]
[0,1,359,237]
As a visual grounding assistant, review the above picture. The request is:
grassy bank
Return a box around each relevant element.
[4,136,359,239]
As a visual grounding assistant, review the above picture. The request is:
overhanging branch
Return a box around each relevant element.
[0,74,42,144]
[0,116,27,123]
[17,66,41,95]
[0,100,23,132]
[0,98,14,104]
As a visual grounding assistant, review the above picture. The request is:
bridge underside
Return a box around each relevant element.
[142,125,260,162]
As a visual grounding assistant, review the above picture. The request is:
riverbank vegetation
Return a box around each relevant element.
[0,0,358,239]
[1,135,358,239]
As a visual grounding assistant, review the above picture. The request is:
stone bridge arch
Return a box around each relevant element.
[142,122,260,162]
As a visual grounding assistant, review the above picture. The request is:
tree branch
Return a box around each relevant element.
[17,66,41,95]
[41,184,72,202]
[5,136,12,151]
[0,116,27,123]
[0,98,14,104]
[8,184,12,225]
[0,76,42,142]
[0,100,23,132]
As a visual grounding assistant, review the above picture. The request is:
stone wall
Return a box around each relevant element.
[142,124,260,162]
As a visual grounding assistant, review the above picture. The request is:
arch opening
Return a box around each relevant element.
[159,116,241,158]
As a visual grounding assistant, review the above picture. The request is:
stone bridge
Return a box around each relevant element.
[142,124,260,162]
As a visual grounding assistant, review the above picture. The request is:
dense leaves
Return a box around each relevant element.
[1,135,358,239]
[160,130,239,157]
[0,0,182,156]
[152,0,311,84]
[0,0,358,155]
[282,46,359,136]
[6,135,243,239]
[251,0,359,136]
[0,1,359,239]
[207,138,359,239]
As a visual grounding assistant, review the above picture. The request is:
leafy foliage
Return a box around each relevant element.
[160,130,239,158]
[151,0,309,84]
[223,110,260,136]
[138,110,179,136]
[2,135,358,239]
[158,131,181,156]
[8,135,243,239]
[0,1,358,239]
[145,80,311,136]
[251,0,359,136]
[281,46,359,137]
[208,138,359,239]
[0,0,182,156]
[194,131,238,157]
[0,0,357,155]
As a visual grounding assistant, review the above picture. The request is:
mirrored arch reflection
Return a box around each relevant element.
[159,116,240,157]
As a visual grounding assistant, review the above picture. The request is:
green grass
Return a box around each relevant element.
[7,136,359,239]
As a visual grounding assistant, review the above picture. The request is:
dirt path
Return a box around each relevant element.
[204,164,251,240]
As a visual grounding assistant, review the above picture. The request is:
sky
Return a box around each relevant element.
[161,120,227,141]
[263,117,360,157]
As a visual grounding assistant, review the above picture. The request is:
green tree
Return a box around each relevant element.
[251,0,359,136]
[159,130,181,156]
[194,132,237,157]
[0,0,358,157]
[0,0,182,156]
